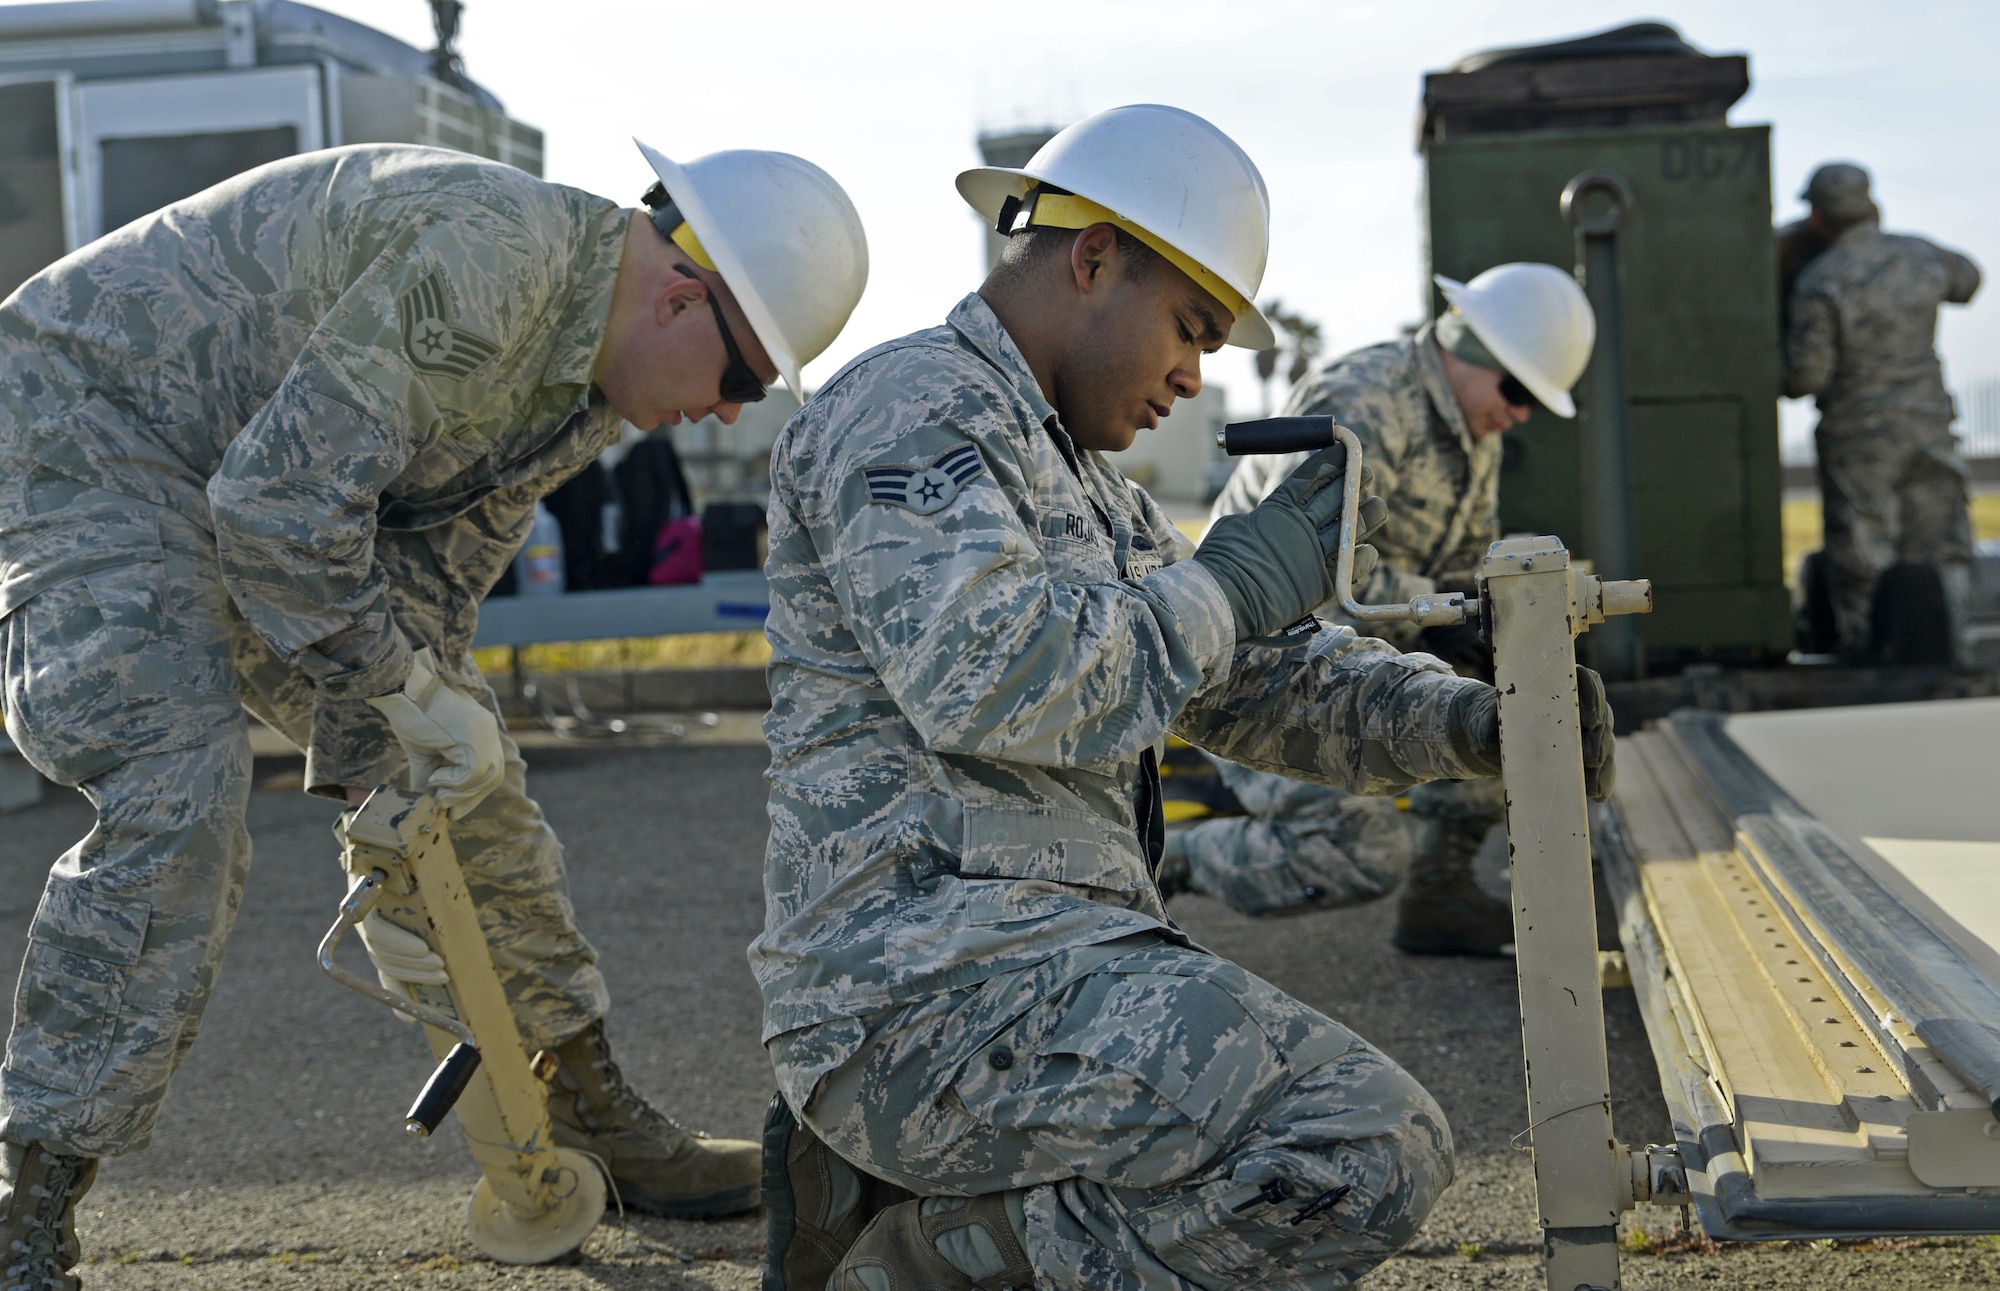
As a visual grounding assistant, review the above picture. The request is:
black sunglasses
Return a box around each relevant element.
[1498,372,1542,414]
[673,266,767,405]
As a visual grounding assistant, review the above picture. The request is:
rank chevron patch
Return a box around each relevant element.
[861,443,985,515]
[399,271,501,379]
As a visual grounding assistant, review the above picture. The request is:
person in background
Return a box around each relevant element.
[1168,264,1594,957]
[1783,161,1982,665]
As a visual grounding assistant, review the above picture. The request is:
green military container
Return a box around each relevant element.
[1421,23,1793,668]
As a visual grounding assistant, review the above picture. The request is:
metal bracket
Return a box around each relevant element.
[1907,1110,2000,1188]
[1623,1141,1690,1210]
[1561,170,1635,237]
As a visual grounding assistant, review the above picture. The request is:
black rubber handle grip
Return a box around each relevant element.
[1219,417,1338,457]
[404,1042,481,1138]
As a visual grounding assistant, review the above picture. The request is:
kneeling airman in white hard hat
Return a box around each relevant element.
[0,137,867,1284]
[752,105,1596,1291]
[1169,261,1596,954]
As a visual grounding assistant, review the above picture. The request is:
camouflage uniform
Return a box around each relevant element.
[756,296,1489,1286]
[0,145,624,1156]
[1181,328,1504,918]
[1784,222,1982,658]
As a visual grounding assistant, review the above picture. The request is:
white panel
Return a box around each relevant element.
[74,64,324,239]
[1864,838,2000,957]
[1724,697,2000,843]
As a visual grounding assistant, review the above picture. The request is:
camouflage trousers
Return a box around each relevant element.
[1816,421,1974,659]
[0,505,606,1157]
[1175,760,1413,917]
[772,938,1453,1290]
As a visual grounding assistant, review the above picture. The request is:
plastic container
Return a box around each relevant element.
[514,502,566,597]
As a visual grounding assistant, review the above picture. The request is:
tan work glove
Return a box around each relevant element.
[363,647,505,817]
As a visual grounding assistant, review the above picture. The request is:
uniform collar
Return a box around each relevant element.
[548,205,630,389]
[1834,219,1882,248]
[1414,323,1477,455]
[946,293,1061,429]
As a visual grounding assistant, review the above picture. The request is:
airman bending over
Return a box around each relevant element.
[0,139,867,1287]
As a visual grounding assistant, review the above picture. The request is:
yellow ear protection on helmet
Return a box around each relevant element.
[640,180,718,273]
[994,184,1250,321]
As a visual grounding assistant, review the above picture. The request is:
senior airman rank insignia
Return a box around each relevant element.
[862,444,985,515]
[399,272,501,379]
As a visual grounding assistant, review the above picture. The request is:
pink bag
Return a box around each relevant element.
[647,515,704,585]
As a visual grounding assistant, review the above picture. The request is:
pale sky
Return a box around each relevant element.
[19,0,2000,452]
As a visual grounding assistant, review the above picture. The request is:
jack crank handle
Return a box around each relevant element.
[405,1041,482,1138]
[1217,416,1338,457]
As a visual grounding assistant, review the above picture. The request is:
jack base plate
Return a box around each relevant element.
[464,1148,607,1264]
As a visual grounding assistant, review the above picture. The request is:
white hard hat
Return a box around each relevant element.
[634,139,868,398]
[1435,263,1595,418]
[955,105,1275,350]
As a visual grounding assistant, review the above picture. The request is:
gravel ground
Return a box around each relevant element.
[1,737,1993,1288]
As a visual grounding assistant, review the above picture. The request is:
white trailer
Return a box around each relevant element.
[0,0,542,302]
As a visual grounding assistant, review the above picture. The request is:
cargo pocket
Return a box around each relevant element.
[5,575,130,786]
[3,878,151,1097]
[75,556,234,772]
[81,560,179,704]
[1033,969,1273,1182]
[1124,1153,1391,1288]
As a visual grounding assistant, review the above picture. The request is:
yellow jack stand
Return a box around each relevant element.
[319,788,606,1264]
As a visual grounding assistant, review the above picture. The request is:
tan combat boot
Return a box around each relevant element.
[831,1194,1035,1291]
[763,1095,913,1291]
[0,1142,98,1291]
[546,1020,760,1218]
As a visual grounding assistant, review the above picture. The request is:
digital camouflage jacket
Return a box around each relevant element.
[752,295,1488,1042]
[0,144,627,701]
[1212,327,1498,620]
[1784,222,1982,432]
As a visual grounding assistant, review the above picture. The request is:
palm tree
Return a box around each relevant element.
[1253,299,1324,415]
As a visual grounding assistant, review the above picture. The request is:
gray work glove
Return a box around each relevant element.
[1447,665,1616,802]
[1191,446,1387,643]
[1576,665,1617,801]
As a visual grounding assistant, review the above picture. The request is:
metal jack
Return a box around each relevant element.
[1484,535,1657,1291]
[320,788,606,1264]
[1220,416,1669,1290]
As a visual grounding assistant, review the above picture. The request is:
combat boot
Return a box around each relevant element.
[0,1142,98,1291]
[1393,812,1514,957]
[763,1095,913,1291]
[830,1194,1035,1291]
[546,1020,760,1218]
